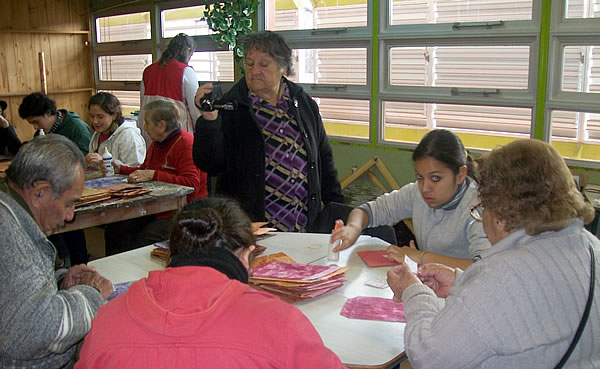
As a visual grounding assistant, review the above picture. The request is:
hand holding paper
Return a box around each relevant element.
[386,260,422,302]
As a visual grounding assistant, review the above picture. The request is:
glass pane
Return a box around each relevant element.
[162,6,212,37]
[389,0,532,25]
[383,101,531,145]
[562,45,600,93]
[551,109,600,140]
[98,55,152,81]
[265,0,367,31]
[287,48,367,85]
[96,12,151,43]
[189,51,235,82]
[100,90,141,115]
[315,97,369,139]
[551,110,600,161]
[566,0,600,18]
[389,46,530,89]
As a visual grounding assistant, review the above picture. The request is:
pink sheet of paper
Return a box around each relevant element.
[251,262,342,281]
[357,250,399,267]
[340,296,406,322]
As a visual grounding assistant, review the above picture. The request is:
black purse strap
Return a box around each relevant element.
[554,243,596,369]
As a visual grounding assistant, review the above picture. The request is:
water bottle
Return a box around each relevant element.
[102,147,114,176]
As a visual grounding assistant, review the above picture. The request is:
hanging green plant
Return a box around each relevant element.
[202,0,258,73]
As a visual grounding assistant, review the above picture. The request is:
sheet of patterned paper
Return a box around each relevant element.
[107,280,134,301]
[251,261,343,281]
[84,176,127,189]
[340,296,406,322]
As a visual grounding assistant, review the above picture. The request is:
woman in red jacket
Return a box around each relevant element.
[104,100,207,255]
[76,197,346,369]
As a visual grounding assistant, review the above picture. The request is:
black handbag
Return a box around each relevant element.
[554,243,596,369]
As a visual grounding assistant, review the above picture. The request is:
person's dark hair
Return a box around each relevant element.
[158,33,194,68]
[88,92,125,125]
[477,139,594,235]
[18,92,57,119]
[243,31,294,76]
[6,134,85,198]
[412,129,475,178]
[143,100,180,132]
[168,197,256,259]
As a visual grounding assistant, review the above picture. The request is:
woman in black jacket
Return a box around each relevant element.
[193,31,344,233]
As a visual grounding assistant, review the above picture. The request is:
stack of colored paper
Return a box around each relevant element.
[250,261,347,303]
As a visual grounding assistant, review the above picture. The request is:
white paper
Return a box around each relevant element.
[365,277,389,289]
[404,255,418,274]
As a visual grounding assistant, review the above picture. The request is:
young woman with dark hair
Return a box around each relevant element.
[86,92,146,168]
[331,129,490,269]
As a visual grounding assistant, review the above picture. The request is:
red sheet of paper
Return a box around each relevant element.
[340,296,406,322]
[357,250,399,267]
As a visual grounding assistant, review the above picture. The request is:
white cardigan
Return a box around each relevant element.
[88,119,146,167]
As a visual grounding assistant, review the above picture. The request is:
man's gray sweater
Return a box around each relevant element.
[0,188,104,368]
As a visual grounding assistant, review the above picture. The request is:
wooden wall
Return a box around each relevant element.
[0,0,94,141]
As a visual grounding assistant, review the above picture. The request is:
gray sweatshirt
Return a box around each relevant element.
[359,179,490,259]
[0,188,104,368]
[402,219,600,368]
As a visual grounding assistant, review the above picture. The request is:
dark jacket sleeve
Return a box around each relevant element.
[193,116,226,176]
[306,97,344,205]
[0,125,22,155]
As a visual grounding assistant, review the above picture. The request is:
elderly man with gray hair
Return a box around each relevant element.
[0,134,113,368]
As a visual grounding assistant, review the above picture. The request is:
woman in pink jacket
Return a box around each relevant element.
[76,197,346,369]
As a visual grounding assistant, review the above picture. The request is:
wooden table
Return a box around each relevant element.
[90,232,407,369]
[54,180,193,234]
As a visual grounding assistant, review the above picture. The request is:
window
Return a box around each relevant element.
[190,51,235,83]
[287,48,368,85]
[162,5,212,37]
[265,0,368,31]
[565,0,600,18]
[389,46,530,89]
[562,45,599,93]
[381,0,537,149]
[92,3,231,113]
[100,90,141,115]
[383,101,532,138]
[98,55,151,81]
[389,0,533,25]
[96,12,150,43]
[317,98,370,139]
[548,1,600,163]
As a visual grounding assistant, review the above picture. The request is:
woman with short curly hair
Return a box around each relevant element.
[477,139,594,236]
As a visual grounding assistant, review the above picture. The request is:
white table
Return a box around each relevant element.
[90,232,406,369]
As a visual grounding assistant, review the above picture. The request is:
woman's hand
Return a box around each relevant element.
[330,219,362,252]
[128,169,155,183]
[417,263,456,298]
[195,83,219,121]
[386,241,421,264]
[387,261,421,302]
[85,152,103,167]
[113,161,121,174]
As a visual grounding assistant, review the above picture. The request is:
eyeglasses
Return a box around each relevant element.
[470,202,484,222]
